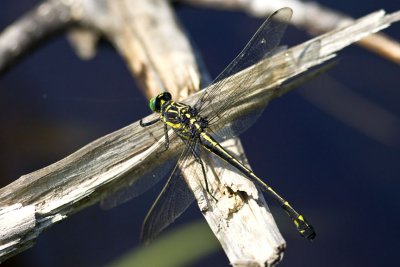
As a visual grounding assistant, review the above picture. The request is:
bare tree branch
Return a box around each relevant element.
[179,0,400,64]
[0,0,73,72]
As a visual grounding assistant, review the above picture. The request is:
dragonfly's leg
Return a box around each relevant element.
[140,117,160,127]
[163,123,169,150]
[186,140,217,201]
[196,155,217,202]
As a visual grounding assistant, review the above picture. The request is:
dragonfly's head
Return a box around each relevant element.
[149,92,172,113]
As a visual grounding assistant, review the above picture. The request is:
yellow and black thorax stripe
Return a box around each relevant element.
[160,101,208,138]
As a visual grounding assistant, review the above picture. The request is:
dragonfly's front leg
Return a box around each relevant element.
[139,117,160,127]
[140,117,169,150]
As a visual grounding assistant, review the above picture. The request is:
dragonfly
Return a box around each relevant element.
[102,7,316,242]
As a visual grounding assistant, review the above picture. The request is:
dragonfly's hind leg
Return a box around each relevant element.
[194,153,217,202]
[163,123,169,150]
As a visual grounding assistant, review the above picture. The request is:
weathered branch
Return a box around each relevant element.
[0,0,73,72]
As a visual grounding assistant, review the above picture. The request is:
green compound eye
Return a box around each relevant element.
[149,97,156,112]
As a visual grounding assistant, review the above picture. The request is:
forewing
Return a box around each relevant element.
[214,41,322,141]
[194,8,292,138]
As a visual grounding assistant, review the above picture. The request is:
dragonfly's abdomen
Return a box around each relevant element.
[199,132,257,181]
[199,132,316,240]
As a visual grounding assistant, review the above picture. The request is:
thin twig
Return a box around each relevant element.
[179,0,400,64]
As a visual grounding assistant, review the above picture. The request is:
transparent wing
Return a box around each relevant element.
[194,8,292,113]
[207,62,271,141]
[213,39,322,141]
[100,154,178,209]
[101,123,180,209]
[140,141,197,243]
[194,8,292,138]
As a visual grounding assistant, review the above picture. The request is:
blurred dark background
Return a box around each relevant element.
[1,0,399,266]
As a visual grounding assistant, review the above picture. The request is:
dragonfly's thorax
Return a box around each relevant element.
[161,101,208,139]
